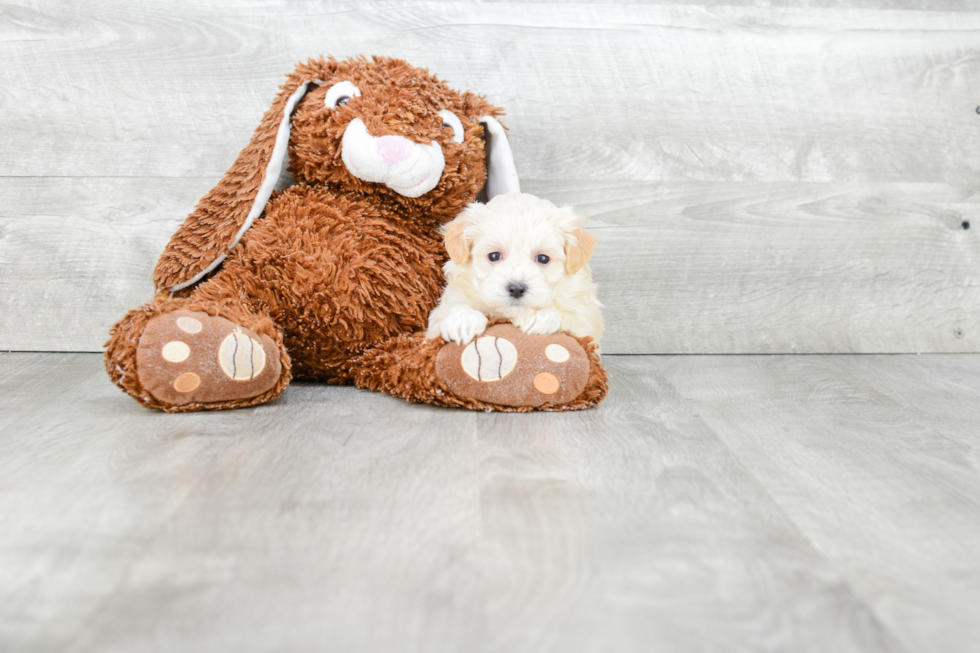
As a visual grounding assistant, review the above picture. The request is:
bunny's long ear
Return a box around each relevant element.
[153,76,314,294]
[479,116,520,200]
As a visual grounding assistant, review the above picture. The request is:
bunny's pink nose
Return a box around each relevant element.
[378,135,412,166]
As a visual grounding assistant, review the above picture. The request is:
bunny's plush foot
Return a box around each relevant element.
[134,310,282,408]
[435,324,592,408]
[351,322,608,411]
[105,301,290,412]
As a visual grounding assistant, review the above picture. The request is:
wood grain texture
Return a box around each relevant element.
[535,180,980,354]
[2,178,976,354]
[2,2,978,354]
[654,353,980,653]
[0,352,483,653]
[2,2,979,182]
[6,351,980,651]
[0,178,212,351]
[0,351,936,652]
[428,0,980,7]
[475,393,901,653]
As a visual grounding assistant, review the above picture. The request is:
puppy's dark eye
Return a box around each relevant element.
[337,96,350,106]
[536,254,550,264]
[488,252,502,262]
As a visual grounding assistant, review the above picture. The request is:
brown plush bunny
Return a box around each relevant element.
[104,55,607,412]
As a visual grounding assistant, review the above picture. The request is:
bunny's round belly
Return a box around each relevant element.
[227,186,447,380]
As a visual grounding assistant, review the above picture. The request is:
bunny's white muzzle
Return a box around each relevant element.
[341,118,445,198]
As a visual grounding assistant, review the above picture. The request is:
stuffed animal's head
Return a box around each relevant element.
[284,56,519,220]
[155,55,520,294]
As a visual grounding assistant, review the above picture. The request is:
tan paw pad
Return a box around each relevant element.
[461,336,517,381]
[173,372,201,393]
[176,316,203,334]
[533,372,560,395]
[218,330,267,381]
[545,344,570,363]
[161,340,191,363]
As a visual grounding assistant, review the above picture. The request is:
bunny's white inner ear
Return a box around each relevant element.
[479,115,520,200]
[170,80,311,293]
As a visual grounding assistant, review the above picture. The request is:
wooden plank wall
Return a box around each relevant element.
[1,1,978,353]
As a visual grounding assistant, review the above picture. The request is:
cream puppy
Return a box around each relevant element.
[427,193,603,347]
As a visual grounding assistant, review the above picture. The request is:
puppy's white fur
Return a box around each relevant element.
[427,193,603,347]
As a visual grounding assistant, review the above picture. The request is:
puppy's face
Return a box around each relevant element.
[444,194,596,317]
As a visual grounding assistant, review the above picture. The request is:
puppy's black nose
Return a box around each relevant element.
[507,282,527,299]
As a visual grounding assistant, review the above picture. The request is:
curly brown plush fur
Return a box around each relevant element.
[105,55,607,412]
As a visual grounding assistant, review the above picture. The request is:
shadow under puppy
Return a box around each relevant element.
[427,193,603,347]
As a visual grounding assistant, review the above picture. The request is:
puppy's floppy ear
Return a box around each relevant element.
[153,60,328,294]
[479,116,520,200]
[565,227,597,275]
[442,214,471,265]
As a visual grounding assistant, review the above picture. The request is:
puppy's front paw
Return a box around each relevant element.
[440,307,489,345]
[519,308,563,336]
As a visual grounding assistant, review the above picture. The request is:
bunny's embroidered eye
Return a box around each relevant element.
[438,110,464,144]
[324,81,361,109]
[536,254,550,264]
[488,252,502,262]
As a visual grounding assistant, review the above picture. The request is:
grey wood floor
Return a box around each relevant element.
[2,352,978,653]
